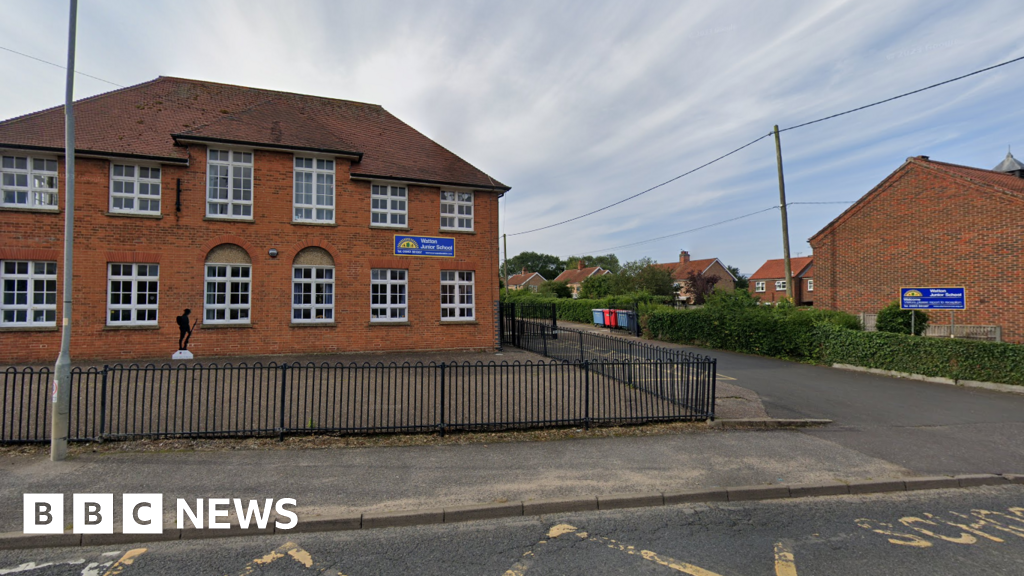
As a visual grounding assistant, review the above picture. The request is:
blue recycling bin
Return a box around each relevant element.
[592,309,605,326]
[616,310,634,331]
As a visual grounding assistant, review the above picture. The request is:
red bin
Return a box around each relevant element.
[603,309,617,328]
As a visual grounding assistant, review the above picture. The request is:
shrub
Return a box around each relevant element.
[876,301,928,335]
[538,280,571,299]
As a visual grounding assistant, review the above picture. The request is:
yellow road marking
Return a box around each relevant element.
[546,524,578,538]
[236,542,319,575]
[773,542,797,576]
[717,374,736,381]
[101,549,146,576]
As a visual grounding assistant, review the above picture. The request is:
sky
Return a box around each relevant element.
[1,0,1022,276]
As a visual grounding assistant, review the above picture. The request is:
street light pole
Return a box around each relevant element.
[773,125,794,302]
[52,0,78,462]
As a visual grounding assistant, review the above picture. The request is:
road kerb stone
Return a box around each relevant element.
[0,532,81,550]
[598,493,664,510]
[444,502,523,523]
[789,482,850,498]
[362,508,445,529]
[1002,474,1024,485]
[285,514,362,533]
[955,474,1008,487]
[179,524,274,541]
[848,479,906,495]
[523,497,598,516]
[663,488,729,505]
[904,477,961,491]
[81,530,182,546]
[727,486,790,501]
[709,418,832,429]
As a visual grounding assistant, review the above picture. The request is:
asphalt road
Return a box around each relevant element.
[2,485,1023,575]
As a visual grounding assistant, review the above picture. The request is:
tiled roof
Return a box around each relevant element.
[810,156,1024,242]
[749,256,813,280]
[508,272,543,286]
[656,258,732,281]
[554,266,607,285]
[0,76,508,191]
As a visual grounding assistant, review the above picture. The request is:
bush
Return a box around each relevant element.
[501,291,671,324]
[875,301,928,335]
[538,280,571,299]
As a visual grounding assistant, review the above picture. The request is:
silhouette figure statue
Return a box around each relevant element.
[177,309,195,350]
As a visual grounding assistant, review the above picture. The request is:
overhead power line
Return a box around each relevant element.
[0,45,123,87]
[509,53,1024,237]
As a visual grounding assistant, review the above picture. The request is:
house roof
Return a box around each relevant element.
[0,76,509,191]
[655,258,736,282]
[554,267,608,285]
[993,150,1024,173]
[749,256,814,280]
[507,271,543,286]
[810,156,1024,243]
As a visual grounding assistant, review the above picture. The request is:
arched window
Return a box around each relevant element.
[292,247,334,323]
[204,244,252,324]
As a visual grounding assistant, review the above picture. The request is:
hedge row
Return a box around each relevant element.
[814,323,1024,386]
[501,291,664,324]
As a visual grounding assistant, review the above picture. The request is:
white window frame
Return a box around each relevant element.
[370,268,407,322]
[0,260,57,327]
[1,155,59,210]
[292,265,334,323]
[206,148,253,219]
[110,163,162,214]
[754,281,766,293]
[370,183,407,227]
[807,279,814,292]
[441,270,475,320]
[107,263,159,326]
[440,190,473,231]
[204,264,251,324]
[293,157,335,223]
[775,280,787,291]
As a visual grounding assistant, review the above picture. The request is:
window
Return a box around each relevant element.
[205,264,251,323]
[1,155,58,209]
[441,271,474,320]
[754,281,766,293]
[1,261,57,326]
[110,164,161,214]
[107,264,159,325]
[207,149,253,218]
[293,157,335,222]
[371,269,407,321]
[370,184,407,227]
[807,279,814,292]
[775,280,787,291]
[293,267,334,322]
[440,191,473,230]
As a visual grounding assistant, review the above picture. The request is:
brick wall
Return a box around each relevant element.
[0,146,500,363]
[810,162,1024,343]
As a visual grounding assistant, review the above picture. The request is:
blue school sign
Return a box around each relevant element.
[394,235,455,257]
[900,287,966,310]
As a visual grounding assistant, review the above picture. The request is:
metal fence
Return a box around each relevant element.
[860,312,1000,341]
[1,357,714,444]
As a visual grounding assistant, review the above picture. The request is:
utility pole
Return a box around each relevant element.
[773,125,794,302]
[502,233,509,296]
[52,0,78,462]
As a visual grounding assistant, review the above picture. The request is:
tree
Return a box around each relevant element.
[563,254,621,274]
[538,280,572,299]
[682,270,721,305]
[504,251,565,280]
[876,301,929,335]
[579,274,613,299]
[634,264,675,297]
[726,265,749,290]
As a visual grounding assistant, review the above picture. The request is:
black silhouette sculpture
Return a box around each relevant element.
[176,309,197,350]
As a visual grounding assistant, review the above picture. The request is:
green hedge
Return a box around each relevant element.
[501,291,669,324]
[814,323,1024,386]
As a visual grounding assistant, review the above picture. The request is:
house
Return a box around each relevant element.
[0,77,509,363]
[507,268,545,291]
[749,256,814,305]
[656,250,736,303]
[809,153,1024,343]
[553,260,611,298]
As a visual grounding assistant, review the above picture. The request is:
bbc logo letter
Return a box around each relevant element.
[23,494,63,534]
[25,493,163,534]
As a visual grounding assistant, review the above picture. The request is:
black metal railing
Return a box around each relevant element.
[1,358,715,444]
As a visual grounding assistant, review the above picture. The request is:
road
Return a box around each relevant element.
[2,485,1023,575]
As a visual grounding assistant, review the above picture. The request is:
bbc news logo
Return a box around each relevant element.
[24,494,297,534]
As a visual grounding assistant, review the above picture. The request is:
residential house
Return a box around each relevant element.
[749,256,814,305]
[809,153,1024,343]
[507,268,545,292]
[553,260,611,298]
[656,250,736,303]
[0,77,509,363]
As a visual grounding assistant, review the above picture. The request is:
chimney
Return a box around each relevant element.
[521,267,526,275]
[577,260,585,270]
[679,250,690,263]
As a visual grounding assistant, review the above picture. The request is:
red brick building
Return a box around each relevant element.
[0,77,509,363]
[749,256,814,305]
[507,269,545,292]
[655,250,736,303]
[553,261,611,298]
[809,154,1024,343]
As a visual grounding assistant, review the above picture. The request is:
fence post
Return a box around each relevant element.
[551,303,558,340]
[439,362,446,437]
[99,365,108,442]
[633,301,640,337]
[709,359,717,421]
[584,360,590,430]
[279,364,288,442]
[497,301,504,351]
[578,331,585,366]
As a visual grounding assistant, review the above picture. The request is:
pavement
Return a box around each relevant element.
[3,330,1024,549]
